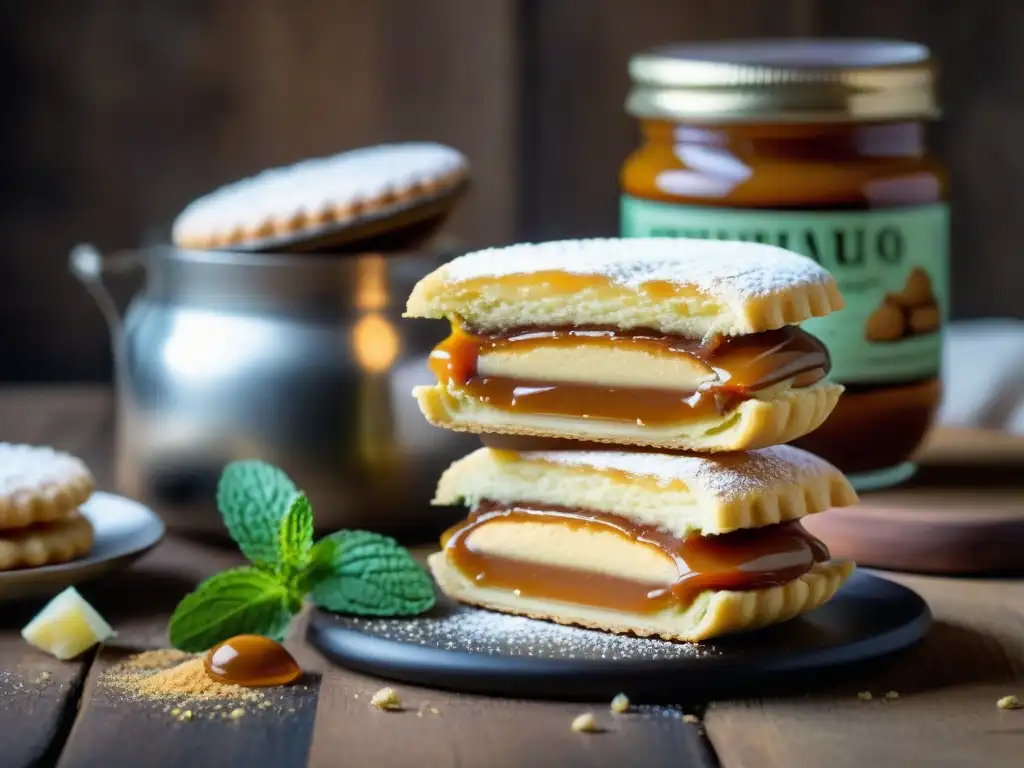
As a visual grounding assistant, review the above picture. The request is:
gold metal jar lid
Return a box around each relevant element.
[626,39,938,123]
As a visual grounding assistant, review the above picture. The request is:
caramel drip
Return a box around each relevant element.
[428,324,829,425]
[204,635,301,688]
[442,502,830,613]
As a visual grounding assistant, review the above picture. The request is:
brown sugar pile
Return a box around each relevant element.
[102,650,262,705]
[121,649,189,671]
[134,658,260,701]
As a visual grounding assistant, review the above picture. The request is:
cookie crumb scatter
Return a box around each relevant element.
[857,691,873,701]
[997,695,1020,710]
[883,691,899,701]
[610,693,630,714]
[682,714,700,724]
[371,687,401,711]
[571,713,600,733]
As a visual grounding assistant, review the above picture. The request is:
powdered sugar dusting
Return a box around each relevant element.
[172,142,468,238]
[0,443,91,497]
[341,603,714,661]
[528,445,836,501]
[438,238,833,300]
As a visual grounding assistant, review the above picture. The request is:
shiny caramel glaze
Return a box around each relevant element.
[204,634,301,687]
[428,324,828,425]
[441,501,830,613]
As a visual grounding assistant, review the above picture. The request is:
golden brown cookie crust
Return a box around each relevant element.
[0,512,94,571]
[0,444,95,530]
[429,554,854,642]
[172,144,469,251]
[433,444,856,537]
[405,238,844,337]
[415,380,843,456]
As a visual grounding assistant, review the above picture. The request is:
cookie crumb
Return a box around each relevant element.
[883,691,899,701]
[178,710,193,722]
[610,693,630,714]
[571,712,600,733]
[997,695,1020,710]
[229,708,245,720]
[857,691,873,701]
[170,707,181,716]
[682,714,700,724]
[429,706,440,715]
[371,687,402,711]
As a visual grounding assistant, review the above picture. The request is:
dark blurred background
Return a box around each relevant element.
[2,0,1022,383]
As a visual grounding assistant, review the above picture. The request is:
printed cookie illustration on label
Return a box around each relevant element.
[621,197,949,385]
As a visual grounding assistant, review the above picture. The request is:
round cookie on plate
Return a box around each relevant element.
[172,142,470,253]
[0,443,95,570]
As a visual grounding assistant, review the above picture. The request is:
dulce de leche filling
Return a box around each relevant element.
[441,502,830,613]
[428,324,829,425]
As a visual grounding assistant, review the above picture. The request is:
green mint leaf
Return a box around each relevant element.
[169,567,295,652]
[308,536,341,576]
[297,536,341,595]
[277,492,314,575]
[217,460,297,565]
[309,530,435,616]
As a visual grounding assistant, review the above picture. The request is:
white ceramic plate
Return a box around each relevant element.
[0,491,165,603]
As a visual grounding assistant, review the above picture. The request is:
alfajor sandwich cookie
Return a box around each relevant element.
[406,238,845,452]
[429,446,856,642]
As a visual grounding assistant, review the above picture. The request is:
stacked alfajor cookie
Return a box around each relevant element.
[0,444,95,571]
[405,238,858,641]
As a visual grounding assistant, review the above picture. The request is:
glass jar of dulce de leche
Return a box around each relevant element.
[621,39,948,491]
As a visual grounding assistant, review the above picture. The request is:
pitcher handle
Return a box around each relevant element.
[69,243,143,337]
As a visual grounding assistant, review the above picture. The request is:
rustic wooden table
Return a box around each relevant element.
[2,387,1023,768]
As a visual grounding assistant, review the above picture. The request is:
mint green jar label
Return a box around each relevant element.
[621,196,949,385]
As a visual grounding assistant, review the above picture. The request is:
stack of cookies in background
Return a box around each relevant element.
[0,444,96,571]
[405,238,860,641]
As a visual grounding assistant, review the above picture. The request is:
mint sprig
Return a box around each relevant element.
[169,461,435,651]
[169,568,294,652]
[277,492,313,578]
[217,460,297,566]
[309,530,436,616]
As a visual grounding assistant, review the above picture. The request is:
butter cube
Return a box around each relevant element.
[22,587,116,660]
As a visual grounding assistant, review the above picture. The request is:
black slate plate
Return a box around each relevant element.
[308,570,931,701]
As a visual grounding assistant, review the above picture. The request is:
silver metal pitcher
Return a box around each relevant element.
[70,244,476,541]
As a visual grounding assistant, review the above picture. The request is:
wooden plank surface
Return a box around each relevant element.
[308,667,715,768]
[0,387,112,765]
[519,0,815,241]
[55,538,322,768]
[0,0,520,383]
[705,570,1024,768]
[57,648,319,768]
[0,627,90,768]
[3,386,1024,768]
